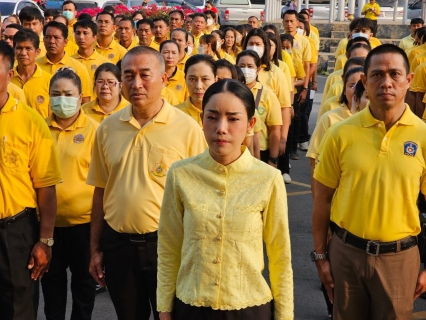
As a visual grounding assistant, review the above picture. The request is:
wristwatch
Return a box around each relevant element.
[310,250,327,262]
[40,238,54,247]
[269,156,279,164]
[302,87,308,91]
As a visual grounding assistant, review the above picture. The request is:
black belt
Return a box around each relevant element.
[0,208,35,229]
[107,223,158,243]
[335,224,417,256]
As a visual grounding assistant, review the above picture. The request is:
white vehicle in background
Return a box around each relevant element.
[407,0,421,19]
[0,0,43,21]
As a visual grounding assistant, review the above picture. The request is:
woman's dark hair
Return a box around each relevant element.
[234,65,246,84]
[234,25,246,44]
[78,13,93,21]
[298,14,310,36]
[262,24,282,60]
[202,79,255,120]
[43,21,68,39]
[339,67,364,105]
[215,59,238,80]
[94,63,122,82]
[267,32,280,67]
[236,50,261,68]
[347,43,371,59]
[13,29,39,50]
[44,9,60,19]
[50,67,82,94]
[353,79,366,101]
[280,33,294,47]
[243,28,271,71]
[342,57,365,75]
[200,34,221,60]
[188,33,194,43]
[223,27,239,56]
[184,54,217,77]
[160,39,181,53]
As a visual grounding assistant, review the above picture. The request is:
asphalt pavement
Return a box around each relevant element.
[36,75,426,319]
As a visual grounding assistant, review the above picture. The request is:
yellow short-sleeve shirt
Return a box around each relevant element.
[167,68,187,104]
[36,53,93,99]
[306,36,318,63]
[410,50,426,73]
[148,40,160,51]
[362,2,381,20]
[334,54,347,72]
[82,96,129,124]
[46,109,99,227]
[218,50,236,64]
[72,50,110,84]
[95,40,128,64]
[175,98,203,127]
[292,32,312,63]
[191,33,204,55]
[65,41,79,57]
[0,95,62,218]
[293,56,306,80]
[317,95,342,121]
[281,50,296,78]
[335,36,381,57]
[177,53,189,72]
[258,64,291,108]
[308,31,320,52]
[7,82,28,106]
[411,62,426,93]
[314,106,426,242]
[408,43,426,65]
[161,86,179,105]
[86,100,207,234]
[277,60,293,93]
[320,72,343,110]
[11,64,52,119]
[399,35,415,51]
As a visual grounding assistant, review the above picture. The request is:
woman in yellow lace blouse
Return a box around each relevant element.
[157,79,294,320]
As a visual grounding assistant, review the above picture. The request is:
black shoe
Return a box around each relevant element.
[96,284,106,295]
[290,151,299,160]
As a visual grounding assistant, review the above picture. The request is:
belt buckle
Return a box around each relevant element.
[366,240,380,256]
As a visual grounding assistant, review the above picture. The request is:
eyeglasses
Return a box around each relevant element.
[2,35,13,41]
[95,80,121,87]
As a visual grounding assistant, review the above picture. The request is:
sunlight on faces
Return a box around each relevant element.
[161,42,179,68]
[95,71,122,103]
[22,19,43,35]
[75,26,97,49]
[15,40,40,66]
[283,13,298,33]
[171,30,188,54]
[137,23,153,45]
[97,14,115,37]
[62,3,76,16]
[118,20,135,42]
[237,55,260,85]
[154,20,169,40]
[192,16,206,34]
[202,92,255,165]
[344,72,363,109]
[169,13,183,30]
[246,35,264,48]
[121,52,166,108]
[281,40,292,50]
[224,30,235,47]
[185,61,216,105]
[44,26,67,55]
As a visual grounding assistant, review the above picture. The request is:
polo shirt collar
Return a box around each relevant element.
[120,98,170,127]
[0,95,18,113]
[361,103,415,127]
[14,64,43,81]
[47,108,87,130]
[91,96,129,114]
[202,146,252,173]
[185,98,202,118]
[44,52,70,66]
[96,40,115,50]
[75,50,98,60]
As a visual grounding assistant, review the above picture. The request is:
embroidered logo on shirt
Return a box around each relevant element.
[293,41,300,50]
[175,85,183,91]
[73,134,84,144]
[36,95,44,104]
[3,150,18,168]
[91,64,98,70]
[404,141,418,157]
[258,106,266,116]
[108,54,115,60]
[151,161,168,177]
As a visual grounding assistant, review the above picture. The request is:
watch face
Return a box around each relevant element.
[310,251,316,261]
[47,239,54,246]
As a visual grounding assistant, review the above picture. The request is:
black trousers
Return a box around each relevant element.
[173,298,273,320]
[101,223,159,320]
[41,223,96,320]
[297,84,312,144]
[0,208,38,320]
[260,149,289,175]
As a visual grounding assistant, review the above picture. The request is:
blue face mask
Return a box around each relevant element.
[62,10,74,21]
[50,96,80,119]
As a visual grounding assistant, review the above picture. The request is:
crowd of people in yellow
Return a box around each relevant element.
[2,0,426,318]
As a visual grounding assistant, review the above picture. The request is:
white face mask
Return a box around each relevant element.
[296,28,305,35]
[207,18,214,26]
[285,49,292,55]
[246,45,264,59]
[216,41,222,51]
[352,32,370,40]
[187,46,193,56]
[198,45,204,54]
[236,35,242,44]
[241,67,257,84]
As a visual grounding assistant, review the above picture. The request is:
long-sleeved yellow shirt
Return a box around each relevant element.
[157,147,294,319]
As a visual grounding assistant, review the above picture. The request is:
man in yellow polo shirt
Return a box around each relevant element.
[87,46,206,320]
[153,17,169,48]
[0,40,62,320]
[136,19,159,51]
[19,7,46,57]
[191,13,206,54]
[95,11,127,64]
[36,21,92,104]
[11,29,52,118]
[171,28,190,71]
[62,0,78,43]
[399,18,424,51]
[361,0,380,35]
[117,17,138,50]
[312,44,426,319]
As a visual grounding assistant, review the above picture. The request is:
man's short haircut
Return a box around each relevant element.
[6,24,24,32]
[119,17,135,28]
[19,7,44,24]
[411,17,424,25]
[0,40,15,70]
[137,18,154,30]
[349,17,374,32]
[124,46,165,73]
[62,0,77,10]
[283,9,298,19]
[343,57,365,75]
[103,5,115,14]
[171,28,188,42]
[13,29,40,50]
[44,9,60,19]
[78,13,93,21]
[153,17,168,25]
[43,21,68,39]
[205,10,216,19]
[248,16,259,21]
[74,19,98,35]
[169,10,184,20]
[364,44,409,75]
[192,12,207,21]
[96,11,115,21]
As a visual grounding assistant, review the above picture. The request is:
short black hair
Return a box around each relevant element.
[347,43,371,59]
[160,39,180,53]
[346,36,371,53]
[216,59,238,80]
[353,79,366,100]
[411,18,424,25]
[192,12,207,21]
[343,57,365,75]
[244,28,271,71]
[124,46,165,73]
[50,68,82,94]
[0,40,15,70]
[349,17,374,32]
[153,17,168,25]
[19,7,44,24]
[171,28,188,42]
[236,49,261,68]
[62,0,77,10]
[280,33,294,46]
[96,11,115,22]
[283,9,298,19]
[119,17,135,28]
[6,24,24,32]
[202,79,255,120]
[94,62,121,82]
[78,13,93,21]
[13,29,40,50]
[184,54,216,77]
[74,19,97,36]
[248,16,259,21]
[103,5,115,14]
[137,18,154,30]
[340,67,364,105]
[43,21,68,39]
[169,10,184,20]
[205,10,216,19]
[44,9,60,19]
[364,44,409,75]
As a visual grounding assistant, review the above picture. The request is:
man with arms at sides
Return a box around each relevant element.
[137,19,159,51]
[191,13,207,54]
[0,40,62,320]
[313,44,426,320]
[87,46,206,320]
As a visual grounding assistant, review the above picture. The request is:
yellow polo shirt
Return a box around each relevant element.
[175,98,202,127]
[167,68,187,104]
[335,37,381,57]
[281,50,296,78]
[120,38,139,51]
[72,50,110,83]
[86,100,207,234]
[68,18,77,43]
[410,50,426,73]
[277,60,293,92]
[250,82,282,151]
[11,64,52,119]
[36,53,92,98]
[293,56,306,80]
[95,39,127,64]
[46,109,99,227]
[320,70,343,107]
[258,64,291,108]
[334,54,347,72]
[399,34,415,51]
[157,147,292,319]
[410,61,426,93]
[218,50,236,64]
[323,81,344,103]
[308,30,320,51]
[291,32,312,63]
[39,34,47,58]
[315,105,426,241]
[191,32,204,55]
[8,83,28,106]
[148,40,160,51]
[0,95,62,218]
[82,96,129,123]
[408,43,426,64]
[177,53,189,72]
[310,23,319,38]
[306,36,318,63]
[161,87,179,105]
[317,95,342,121]
[65,41,79,57]
[307,105,351,159]
[362,2,380,20]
